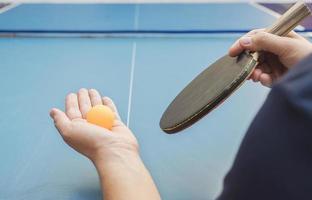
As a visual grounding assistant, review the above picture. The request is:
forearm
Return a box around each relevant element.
[94,150,161,200]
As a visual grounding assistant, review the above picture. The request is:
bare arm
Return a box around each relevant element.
[94,150,161,200]
[50,88,161,200]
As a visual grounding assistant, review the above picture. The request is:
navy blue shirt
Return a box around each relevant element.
[217,54,312,200]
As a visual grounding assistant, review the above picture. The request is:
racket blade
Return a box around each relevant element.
[160,52,257,134]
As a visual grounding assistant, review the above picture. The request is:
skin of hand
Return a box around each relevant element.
[50,88,161,200]
[229,29,312,87]
[49,88,138,162]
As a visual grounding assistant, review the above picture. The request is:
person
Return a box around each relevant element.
[50,29,312,200]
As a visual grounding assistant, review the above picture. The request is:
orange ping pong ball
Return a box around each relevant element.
[86,105,115,130]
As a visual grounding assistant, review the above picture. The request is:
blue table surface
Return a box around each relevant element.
[0,3,277,32]
[0,3,274,200]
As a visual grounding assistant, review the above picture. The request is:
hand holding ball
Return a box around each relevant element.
[86,105,115,130]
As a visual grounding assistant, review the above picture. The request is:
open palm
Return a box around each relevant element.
[50,88,138,162]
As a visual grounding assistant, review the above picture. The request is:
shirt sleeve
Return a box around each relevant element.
[217,54,312,200]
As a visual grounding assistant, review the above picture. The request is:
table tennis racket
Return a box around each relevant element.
[160,1,311,134]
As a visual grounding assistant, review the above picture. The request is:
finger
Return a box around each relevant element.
[238,31,290,57]
[249,72,257,82]
[88,89,103,106]
[78,88,92,118]
[50,108,71,135]
[229,40,242,57]
[252,75,260,82]
[229,29,264,57]
[66,93,82,120]
[259,73,273,87]
[253,68,262,82]
[102,97,121,121]
[287,31,305,40]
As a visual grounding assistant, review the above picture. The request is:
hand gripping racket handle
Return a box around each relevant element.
[252,2,311,60]
[265,1,311,36]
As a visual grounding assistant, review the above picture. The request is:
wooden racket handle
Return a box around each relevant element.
[265,1,311,36]
[252,2,311,60]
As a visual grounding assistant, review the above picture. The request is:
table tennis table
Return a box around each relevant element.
[0,2,309,200]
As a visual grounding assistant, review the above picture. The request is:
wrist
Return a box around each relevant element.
[93,147,161,200]
[93,148,141,172]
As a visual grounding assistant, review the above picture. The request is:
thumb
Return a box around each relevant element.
[239,32,288,56]
[50,108,71,135]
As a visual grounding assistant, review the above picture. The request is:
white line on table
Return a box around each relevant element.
[127,42,137,127]
[126,5,139,127]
